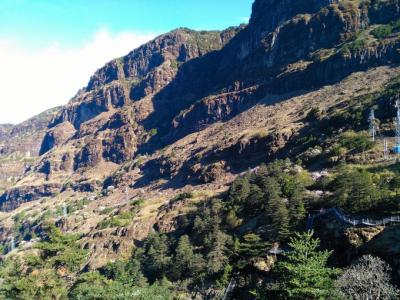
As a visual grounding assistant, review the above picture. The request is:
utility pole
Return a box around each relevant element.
[384,138,388,160]
[395,100,400,154]
[369,108,376,142]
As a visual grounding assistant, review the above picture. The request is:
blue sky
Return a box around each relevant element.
[0,0,253,124]
[0,0,253,48]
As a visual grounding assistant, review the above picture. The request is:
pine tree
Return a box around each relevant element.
[265,183,289,242]
[289,190,306,230]
[260,177,281,202]
[228,176,251,212]
[272,199,290,242]
[172,235,205,280]
[247,184,265,213]
[265,231,340,300]
[205,227,230,275]
[333,168,379,213]
[237,233,270,270]
[142,234,171,281]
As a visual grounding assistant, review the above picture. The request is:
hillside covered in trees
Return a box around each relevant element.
[2,0,400,299]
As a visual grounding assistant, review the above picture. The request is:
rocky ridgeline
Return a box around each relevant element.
[1,0,400,210]
[0,108,60,192]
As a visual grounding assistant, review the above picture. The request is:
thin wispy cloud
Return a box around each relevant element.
[0,29,156,124]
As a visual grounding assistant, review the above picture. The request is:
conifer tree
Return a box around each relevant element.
[205,227,230,275]
[172,235,205,281]
[142,234,171,281]
[264,231,339,300]
[289,190,306,230]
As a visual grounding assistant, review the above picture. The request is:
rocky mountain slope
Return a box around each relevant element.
[0,107,60,193]
[1,0,400,297]
[3,0,400,209]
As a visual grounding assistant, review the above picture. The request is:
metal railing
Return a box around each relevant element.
[307,208,400,230]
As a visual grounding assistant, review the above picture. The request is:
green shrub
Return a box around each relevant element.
[172,192,193,202]
[339,131,374,153]
[371,25,392,39]
[97,210,135,229]
[37,225,87,272]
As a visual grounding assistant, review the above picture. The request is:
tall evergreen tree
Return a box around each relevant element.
[172,235,205,281]
[265,180,289,242]
[289,190,306,230]
[247,184,265,214]
[141,233,171,281]
[264,231,340,300]
[205,227,230,275]
[237,233,270,270]
[333,168,379,213]
[228,176,251,213]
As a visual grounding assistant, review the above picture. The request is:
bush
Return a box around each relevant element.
[331,168,380,213]
[339,131,374,153]
[336,255,399,300]
[371,25,392,39]
[37,225,87,272]
[97,209,136,229]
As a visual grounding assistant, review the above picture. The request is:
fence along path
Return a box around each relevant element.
[223,209,400,299]
[306,208,400,230]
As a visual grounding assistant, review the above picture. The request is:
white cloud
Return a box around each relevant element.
[0,29,156,124]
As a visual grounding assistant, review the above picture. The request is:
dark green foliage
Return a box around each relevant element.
[0,264,68,300]
[371,19,400,39]
[70,271,172,300]
[171,235,205,281]
[237,233,270,270]
[262,231,340,300]
[339,131,374,153]
[101,259,147,287]
[330,109,364,130]
[227,161,308,243]
[289,191,307,230]
[0,225,88,299]
[132,198,232,291]
[340,35,368,54]
[266,195,290,242]
[205,227,230,275]
[371,24,393,39]
[331,168,380,213]
[228,176,251,215]
[140,233,172,282]
[37,224,87,272]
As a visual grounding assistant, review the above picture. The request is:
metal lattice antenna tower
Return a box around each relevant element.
[369,108,376,142]
[396,100,400,148]
[384,138,389,160]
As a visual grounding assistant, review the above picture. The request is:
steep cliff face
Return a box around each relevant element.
[1,0,400,213]
[0,108,60,192]
[1,0,400,279]
[50,27,242,131]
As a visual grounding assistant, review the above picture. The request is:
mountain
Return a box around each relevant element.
[1,0,400,298]
[0,107,60,193]
[3,0,400,210]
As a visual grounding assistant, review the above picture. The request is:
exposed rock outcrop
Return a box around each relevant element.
[2,0,400,213]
